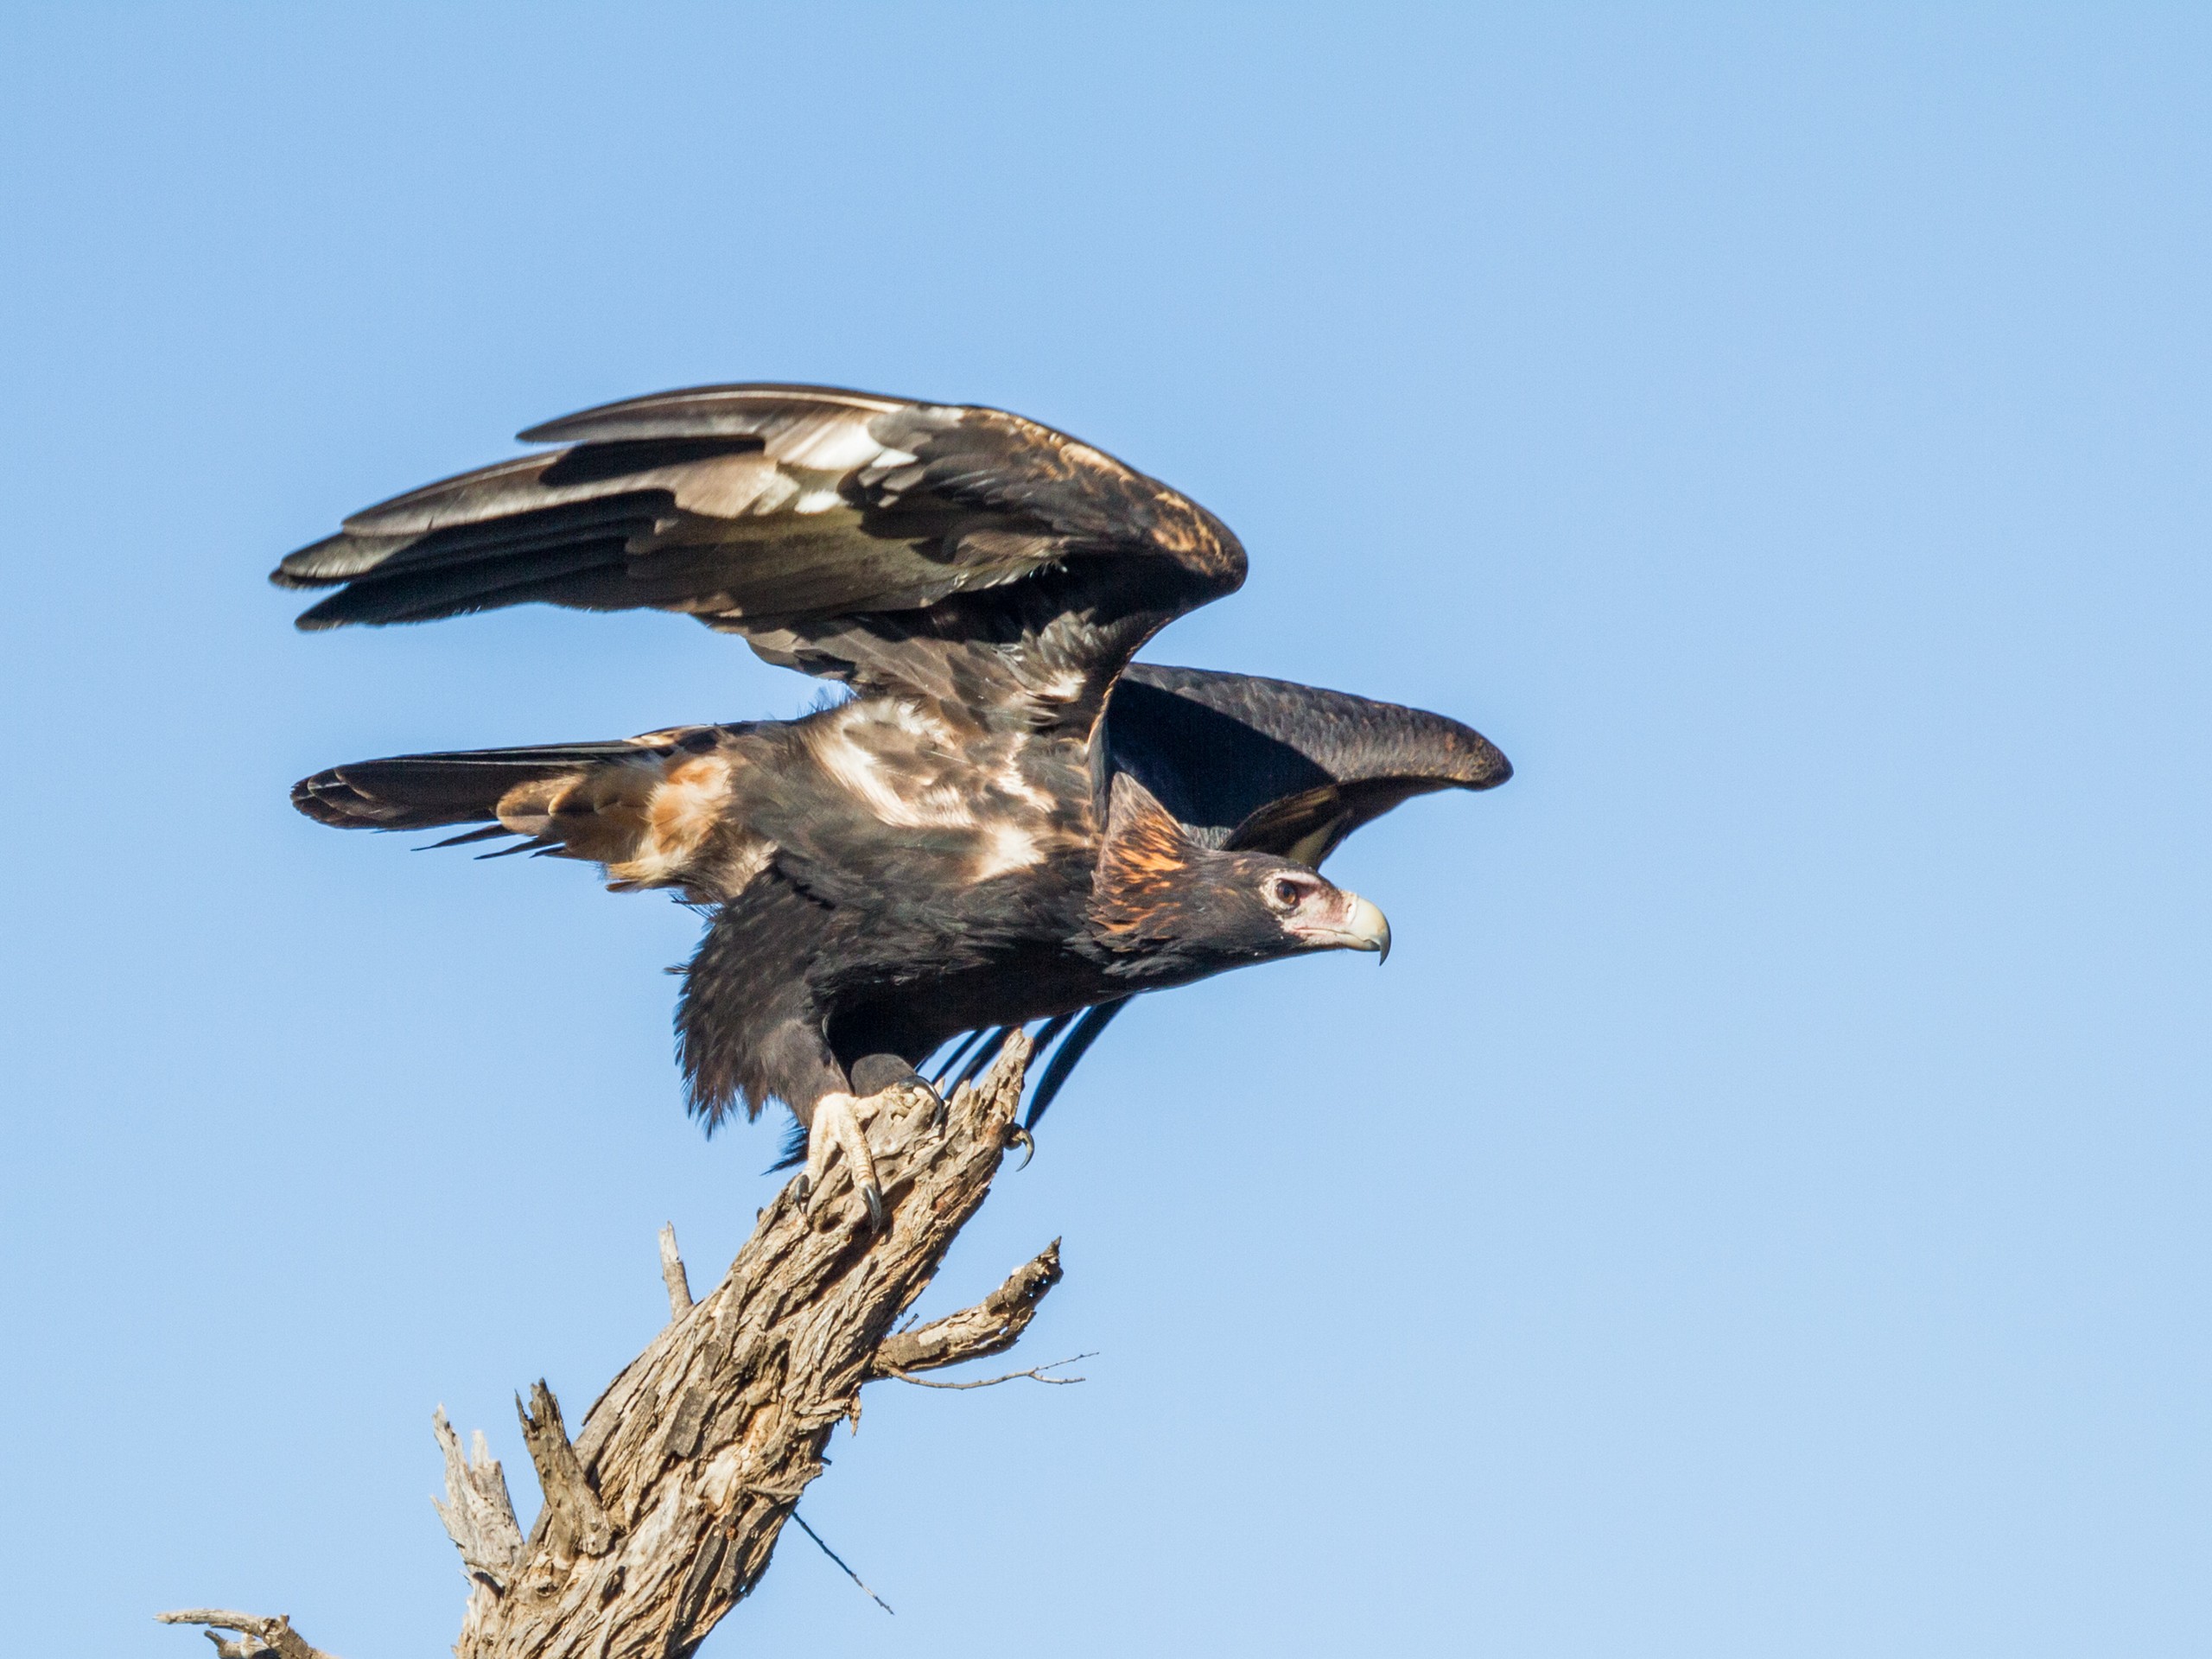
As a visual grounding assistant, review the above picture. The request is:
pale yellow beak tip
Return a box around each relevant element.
[1345,894,1392,963]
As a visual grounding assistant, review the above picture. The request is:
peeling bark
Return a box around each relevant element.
[165,1035,1058,1659]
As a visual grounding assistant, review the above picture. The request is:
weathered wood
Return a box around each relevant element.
[162,1033,1058,1659]
[155,1611,337,1659]
[431,1409,525,1653]
[516,1380,616,1568]
[872,1237,1063,1376]
[658,1224,694,1319]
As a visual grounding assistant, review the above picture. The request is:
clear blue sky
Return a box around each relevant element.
[2,7,2206,1655]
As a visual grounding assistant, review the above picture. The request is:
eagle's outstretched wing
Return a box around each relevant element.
[1012,664,1511,1128]
[274,385,1246,733]
[1105,664,1511,862]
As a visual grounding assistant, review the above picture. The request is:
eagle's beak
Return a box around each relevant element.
[1343,893,1392,963]
[1286,888,1392,960]
[1292,898,1389,960]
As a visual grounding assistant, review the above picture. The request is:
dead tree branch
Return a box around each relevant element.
[163,1034,1060,1659]
[154,1611,338,1659]
[869,1234,1063,1376]
[887,1352,1092,1389]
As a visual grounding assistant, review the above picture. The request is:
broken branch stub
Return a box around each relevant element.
[432,1408,526,1655]
[164,1032,1065,1659]
[658,1223,693,1319]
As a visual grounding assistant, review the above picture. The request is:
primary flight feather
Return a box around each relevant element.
[283,385,1510,1223]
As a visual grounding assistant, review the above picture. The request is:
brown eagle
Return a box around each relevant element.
[282,385,1510,1224]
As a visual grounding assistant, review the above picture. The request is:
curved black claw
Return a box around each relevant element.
[858,1180,887,1233]
[1004,1124,1035,1171]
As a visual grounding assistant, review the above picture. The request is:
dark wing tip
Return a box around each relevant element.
[1457,731,1513,791]
[1395,709,1511,793]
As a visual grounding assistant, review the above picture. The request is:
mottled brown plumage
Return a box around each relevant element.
[283,385,1510,1216]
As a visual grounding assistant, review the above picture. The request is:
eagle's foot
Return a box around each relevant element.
[803,1090,886,1231]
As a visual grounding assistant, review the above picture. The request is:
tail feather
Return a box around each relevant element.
[424,824,518,849]
[292,741,657,830]
[293,728,759,893]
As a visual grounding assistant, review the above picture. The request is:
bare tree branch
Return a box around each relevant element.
[869,1236,1063,1377]
[154,1611,336,1659]
[888,1352,1093,1389]
[162,1033,1063,1659]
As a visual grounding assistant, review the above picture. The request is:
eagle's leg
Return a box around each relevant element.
[803,1091,885,1230]
[799,1055,942,1231]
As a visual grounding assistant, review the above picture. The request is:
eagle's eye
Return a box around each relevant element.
[1266,874,1307,911]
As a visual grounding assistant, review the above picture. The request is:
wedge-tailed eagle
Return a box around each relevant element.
[282,385,1511,1223]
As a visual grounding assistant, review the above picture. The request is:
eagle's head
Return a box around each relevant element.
[1240,856,1392,960]
[1087,776,1391,979]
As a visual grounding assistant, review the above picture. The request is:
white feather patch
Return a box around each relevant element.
[770,415,893,472]
[970,823,1044,880]
[803,702,975,830]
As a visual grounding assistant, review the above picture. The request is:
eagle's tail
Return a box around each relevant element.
[292,727,753,892]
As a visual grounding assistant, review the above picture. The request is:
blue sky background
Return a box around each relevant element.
[2,6,2206,1655]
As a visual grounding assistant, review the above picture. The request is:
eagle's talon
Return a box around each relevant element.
[804,1090,888,1230]
[1005,1124,1035,1170]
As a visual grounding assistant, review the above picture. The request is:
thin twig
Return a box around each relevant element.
[788,1510,894,1615]
[888,1351,1094,1389]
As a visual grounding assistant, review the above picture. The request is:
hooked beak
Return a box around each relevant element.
[1293,891,1391,962]
[1343,893,1392,963]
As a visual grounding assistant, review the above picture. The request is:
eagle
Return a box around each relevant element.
[281,385,1511,1224]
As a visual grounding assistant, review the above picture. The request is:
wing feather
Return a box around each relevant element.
[1105,665,1511,864]
[275,385,1246,730]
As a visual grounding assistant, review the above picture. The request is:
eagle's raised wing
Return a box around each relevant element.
[274,385,1245,733]
[1012,664,1511,1129]
[1104,664,1511,863]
